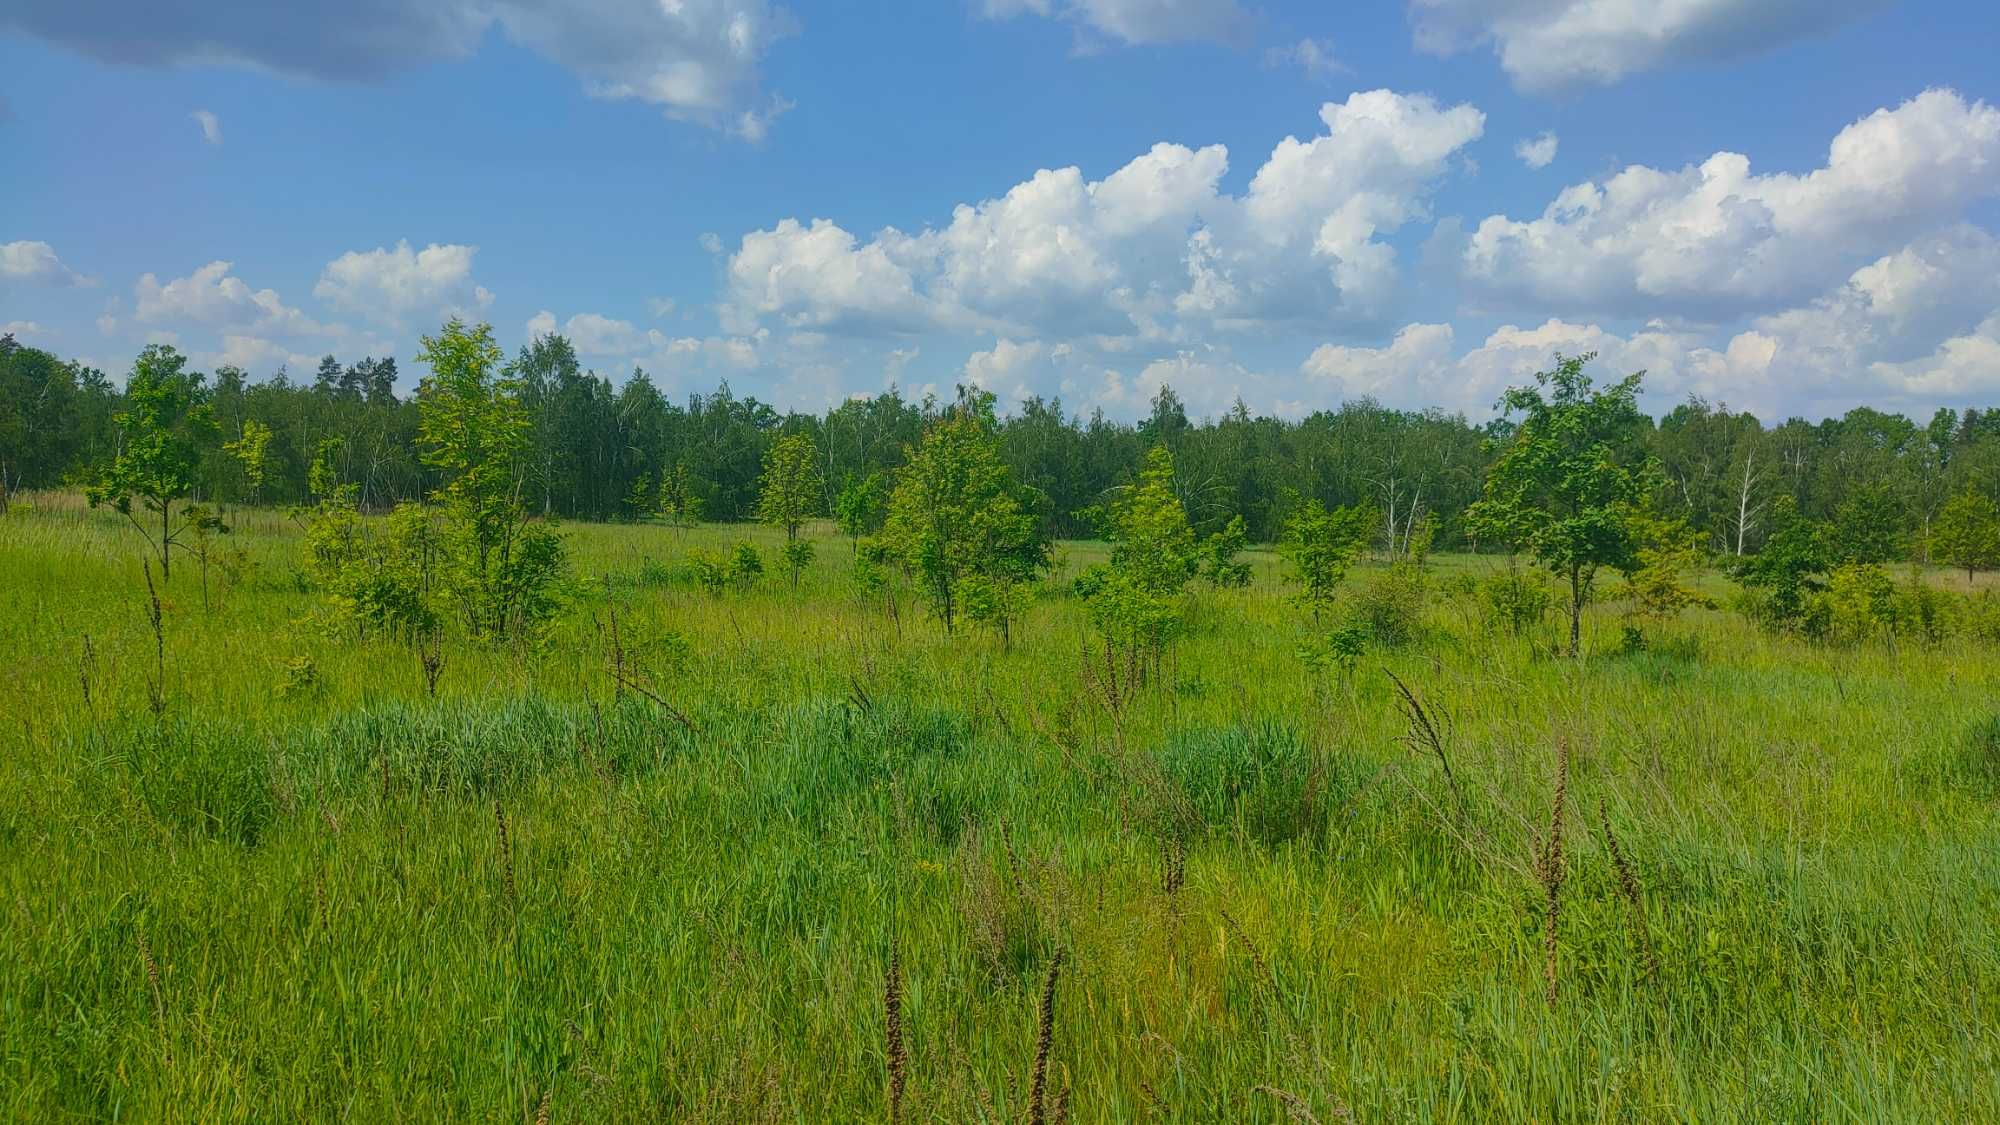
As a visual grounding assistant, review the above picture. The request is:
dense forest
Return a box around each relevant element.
[5,330,2000,557]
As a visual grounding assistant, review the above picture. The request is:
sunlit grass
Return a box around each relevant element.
[2,494,1996,1120]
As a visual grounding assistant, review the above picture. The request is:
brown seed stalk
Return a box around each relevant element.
[885,948,907,1125]
[1252,1085,1323,1125]
[1597,797,1659,980]
[1028,949,1065,1125]
[1538,738,1570,1008]
[495,800,518,912]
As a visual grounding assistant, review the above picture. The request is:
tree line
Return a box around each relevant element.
[5,329,2000,564]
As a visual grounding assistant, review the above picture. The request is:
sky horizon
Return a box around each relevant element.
[4,0,1999,424]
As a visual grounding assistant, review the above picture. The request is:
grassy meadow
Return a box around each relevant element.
[3,492,1998,1121]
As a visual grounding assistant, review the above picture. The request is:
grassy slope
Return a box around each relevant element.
[2,495,1997,1121]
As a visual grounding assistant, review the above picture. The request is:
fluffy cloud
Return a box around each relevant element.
[191,109,221,144]
[725,218,932,334]
[1304,224,2000,417]
[566,312,647,356]
[1867,316,2000,400]
[725,91,1483,342]
[528,307,761,373]
[949,336,1318,419]
[1301,322,1458,399]
[1706,225,2000,409]
[135,260,327,335]
[1,240,92,286]
[1118,352,1311,418]
[314,240,491,325]
[1459,89,2000,322]
[1304,318,1710,413]
[1514,130,1556,169]
[2,320,45,336]
[962,338,1061,404]
[1,0,793,134]
[653,333,760,372]
[209,333,323,374]
[1411,0,1888,90]
[983,0,1250,46]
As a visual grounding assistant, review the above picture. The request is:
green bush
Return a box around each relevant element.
[1817,563,1901,645]
[1349,561,1426,647]
[1482,569,1551,636]
[685,547,729,594]
[729,542,765,588]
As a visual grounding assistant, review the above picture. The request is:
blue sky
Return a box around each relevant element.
[4,0,1999,421]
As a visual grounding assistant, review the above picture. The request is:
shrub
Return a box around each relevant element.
[1483,568,1552,636]
[1818,563,1901,646]
[1349,561,1425,647]
[1626,515,1712,622]
[1731,496,1830,634]
[1898,569,1953,646]
[1296,624,1368,683]
[277,654,320,698]
[729,543,765,588]
[1201,514,1253,588]
[781,539,816,587]
[1964,591,2000,644]
[685,548,729,594]
[1280,499,1372,623]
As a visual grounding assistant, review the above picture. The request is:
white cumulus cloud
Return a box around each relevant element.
[135,260,327,335]
[191,109,221,144]
[1,240,92,286]
[724,90,1484,342]
[1458,89,2000,322]
[314,240,491,325]
[1514,130,1557,168]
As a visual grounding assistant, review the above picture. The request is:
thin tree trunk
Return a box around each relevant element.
[1568,565,1582,658]
[1734,448,1756,556]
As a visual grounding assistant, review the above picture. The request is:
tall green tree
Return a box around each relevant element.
[416,319,567,638]
[1830,483,1904,564]
[758,431,821,543]
[1078,445,1201,672]
[0,335,81,505]
[225,418,275,506]
[1932,486,2000,585]
[1279,498,1372,623]
[85,345,219,581]
[1731,496,1832,630]
[760,431,822,587]
[1465,354,1656,657]
[834,472,887,553]
[882,393,1048,634]
[658,463,704,533]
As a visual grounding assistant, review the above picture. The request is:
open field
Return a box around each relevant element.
[4,494,1998,1121]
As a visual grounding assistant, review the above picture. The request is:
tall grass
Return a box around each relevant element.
[1,496,1997,1119]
